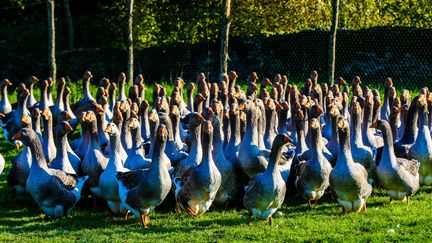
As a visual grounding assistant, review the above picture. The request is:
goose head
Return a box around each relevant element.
[56,121,73,137]
[12,127,38,147]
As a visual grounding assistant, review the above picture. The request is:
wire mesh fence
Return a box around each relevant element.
[0,1,431,90]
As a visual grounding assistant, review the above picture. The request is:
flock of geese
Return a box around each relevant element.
[0,70,429,227]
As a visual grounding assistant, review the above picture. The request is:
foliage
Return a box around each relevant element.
[2,0,432,50]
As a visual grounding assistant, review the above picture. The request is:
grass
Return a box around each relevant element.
[0,79,431,242]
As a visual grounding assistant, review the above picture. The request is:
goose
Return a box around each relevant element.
[117,125,172,227]
[95,102,110,155]
[50,77,66,125]
[0,79,12,115]
[12,128,88,218]
[41,109,57,163]
[117,72,127,101]
[3,88,30,144]
[80,111,108,197]
[409,95,432,185]
[124,118,150,170]
[350,101,377,183]
[99,123,130,215]
[170,105,187,152]
[63,87,78,129]
[295,118,332,206]
[209,114,238,207]
[255,99,267,150]
[71,71,96,114]
[224,103,241,166]
[330,117,372,213]
[243,134,292,226]
[238,99,269,178]
[26,76,38,108]
[39,80,50,112]
[381,78,393,121]
[32,108,43,143]
[108,83,117,112]
[175,121,221,216]
[264,99,278,149]
[187,83,195,112]
[158,111,187,164]
[395,96,419,158]
[175,113,204,177]
[7,113,33,194]
[46,77,55,107]
[140,99,151,143]
[372,120,419,204]
[146,109,160,159]
[50,121,77,175]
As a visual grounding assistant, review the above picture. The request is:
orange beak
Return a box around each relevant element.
[64,122,73,132]
[12,131,22,140]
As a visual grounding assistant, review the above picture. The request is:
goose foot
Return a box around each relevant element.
[360,202,367,213]
[139,214,147,228]
[406,196,410,206]
[124,211,130,220]
[268,216,273,226]
[308,200,317,208]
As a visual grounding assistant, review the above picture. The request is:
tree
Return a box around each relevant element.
[47,0,56,81]
[127,0,134,83]
[328,0,339,84]
[63,0,74,50]
[219,0,231,81]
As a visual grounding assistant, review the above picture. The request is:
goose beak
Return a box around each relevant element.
[64,122,73,132]
[95,104,104,113]
[105,124,112,133]
[12,131,22,141]
[0,113,5,118]
[64,112,72,120]
[158,126,167,137]
[5,79,11,86]
[283,134,292,144]
[197,114,204,123]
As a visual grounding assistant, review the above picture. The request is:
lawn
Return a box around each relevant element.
[0,78,430,242]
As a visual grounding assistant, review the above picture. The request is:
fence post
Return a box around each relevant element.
[219,0,231,82]
[127,0,134,83]
[328,0,339,85]
[63,0,74,50]
[47,0,56,81]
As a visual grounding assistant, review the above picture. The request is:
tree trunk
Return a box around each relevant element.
[47,0,56,81]
[328,0,339,85]
[219,0,231,82]
[63,0,74,50]
[127,0,134,83]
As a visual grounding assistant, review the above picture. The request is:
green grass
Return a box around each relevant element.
[0,79,431,242]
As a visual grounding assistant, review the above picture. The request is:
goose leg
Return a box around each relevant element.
[406,196,410,205]
[124,211,130,220]
[145,215,150,225]
[175,203,181,214]
[247,212,252,226]
[268,216,273,226]
[140,214,148,228]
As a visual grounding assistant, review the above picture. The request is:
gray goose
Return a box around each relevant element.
[330,117,372,213]
[350,101,377,183]
[41,109,57,163]
[0,79,12,115]
[99,123,130,215]
[295,118,332,206]
[224,102,241,166]
[209,114,238,207]
[124,118,150,170]
[80,111,108,197]
[238,99,269,178]
[12,128,88,218]
[174,121,221,217]
[50,121,78,175]
[243,134,292,226]
[26,76,38,108]
[7,114,33,194]
[175,113,204,177]
[408,95,432,185]
[50,77,66,125]
[373,120,419,204]
[117,125,172,227]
